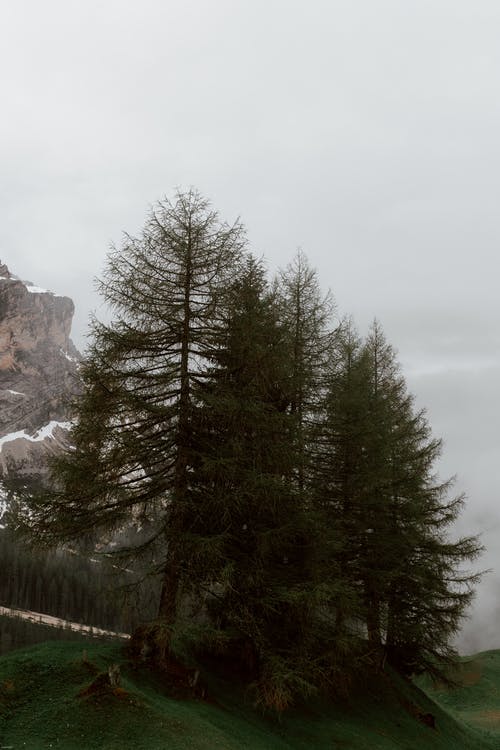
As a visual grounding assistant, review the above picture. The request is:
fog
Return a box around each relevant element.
[1,0,499,652]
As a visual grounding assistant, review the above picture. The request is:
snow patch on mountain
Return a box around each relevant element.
[0,420,74,451]
[60,348,79,364]
[0,273,64,298]
[25,284,51,294]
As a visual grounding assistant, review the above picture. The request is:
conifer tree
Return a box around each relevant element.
[18,189,245,651]
[185,257,330,709]
[316,319,482,676]
[276,250,334,493]
[310,318,367,639]
[362,322,482,676]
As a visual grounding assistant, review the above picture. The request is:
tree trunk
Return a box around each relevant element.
[158,552,180,625]
[156,232,193,634]
[365,583,382,647]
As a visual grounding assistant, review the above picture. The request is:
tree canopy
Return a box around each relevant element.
[14,189,483,710]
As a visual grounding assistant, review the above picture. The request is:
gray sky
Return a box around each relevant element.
[1,0,499,652]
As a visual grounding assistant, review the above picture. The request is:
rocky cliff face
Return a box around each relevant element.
[0,262,81,476]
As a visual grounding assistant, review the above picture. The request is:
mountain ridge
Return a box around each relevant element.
[0,260,81,478]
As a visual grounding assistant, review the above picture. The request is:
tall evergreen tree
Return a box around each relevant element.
[362,322,482,676]
[314,320,482,677]
[276,250,334,493]
[18,189,245,652]
[185,257,331,709]
[310,318,367,639]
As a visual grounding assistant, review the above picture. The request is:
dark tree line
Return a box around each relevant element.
[13,189,482,710]
[0,528,155,633]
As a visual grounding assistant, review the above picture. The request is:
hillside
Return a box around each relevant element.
[0,640,498,750]
[419,650,500,738]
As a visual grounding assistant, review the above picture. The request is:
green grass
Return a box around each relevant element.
[419,649,500,738]
[0,640,498,749]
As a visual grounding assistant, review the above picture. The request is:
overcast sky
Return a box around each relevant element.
[1,0,499,652]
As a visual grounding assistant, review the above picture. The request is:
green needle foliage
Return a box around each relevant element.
[184,258,338,709]
[12,190,482,709]
[16,189,245,644]
[275,249,334,494]
[313,318,482,680]
[361,322,482,678]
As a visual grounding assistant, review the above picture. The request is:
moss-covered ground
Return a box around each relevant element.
[0,640,498,749]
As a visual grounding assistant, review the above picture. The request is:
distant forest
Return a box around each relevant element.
[0,528,156,641]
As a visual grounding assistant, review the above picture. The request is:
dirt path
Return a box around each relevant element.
[0,604,130,640]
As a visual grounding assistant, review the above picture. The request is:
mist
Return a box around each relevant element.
[1,0,499,653]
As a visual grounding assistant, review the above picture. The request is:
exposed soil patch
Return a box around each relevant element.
[460,669,482,687]
[478,710,500,724]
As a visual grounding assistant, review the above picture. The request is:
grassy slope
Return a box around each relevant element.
[420,649,500,741]
[0,640,496,750]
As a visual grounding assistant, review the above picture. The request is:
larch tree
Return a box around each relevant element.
[275,249,334,495]
[316,319,482,676]
[17,189,245,655]
[310,318,367,642]
[362,322,482,677]
[184,257,329,710]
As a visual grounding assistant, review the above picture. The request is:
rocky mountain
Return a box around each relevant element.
[0,261,81,477]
